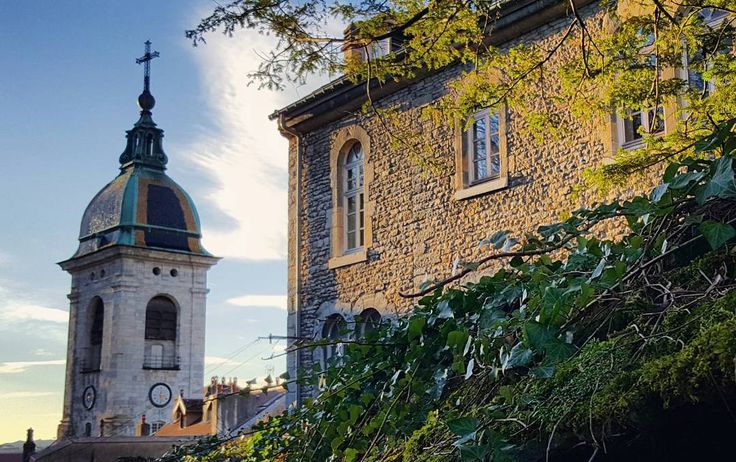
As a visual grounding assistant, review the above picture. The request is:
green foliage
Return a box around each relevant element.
[158,119,736,461]
[181,2,736,460]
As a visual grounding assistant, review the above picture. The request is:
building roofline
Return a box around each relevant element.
[270,0,597,131]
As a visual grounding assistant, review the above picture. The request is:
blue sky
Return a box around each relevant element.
[0,0,328,443]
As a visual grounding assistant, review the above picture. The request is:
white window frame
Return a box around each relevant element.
[360,38,391,61]
[150,421,166,434]
[343,144,365,253]
[617,106,666,149]
[686,8,730,96]
[455,107,508,200]
[616,30,667,150]
[466,108,502,184]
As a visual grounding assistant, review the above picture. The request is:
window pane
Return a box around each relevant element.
[624,111,643,142]
[648,107,665,133]
[473,118,486,141]
[488,113,499,135]
[490,131,500,155]
[347,196,355,215]
[474,158,488,180]
[347,168,356,191]
[490,152,501,177]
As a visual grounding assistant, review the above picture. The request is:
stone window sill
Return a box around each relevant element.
[454,176,509,201]
[328,249,368,269]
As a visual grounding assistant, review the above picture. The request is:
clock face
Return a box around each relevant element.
[82,386,96,410]
[149,383,172,408]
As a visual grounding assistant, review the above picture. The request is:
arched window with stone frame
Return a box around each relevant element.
[355,308,382,339]
[328,126,373,269]
[143,295,179,370]
[317,313,348,391]
[322,313,347,365]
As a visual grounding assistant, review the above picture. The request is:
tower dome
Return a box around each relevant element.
[72,57,209,258]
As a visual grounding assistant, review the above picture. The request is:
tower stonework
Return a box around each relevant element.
[57,47,218,438]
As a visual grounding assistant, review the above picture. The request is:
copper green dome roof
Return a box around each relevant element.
[73,67,209,258]
[74,165,208,258]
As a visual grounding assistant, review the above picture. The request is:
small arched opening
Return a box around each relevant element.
[82,297,104,372]
[355,308,382,339]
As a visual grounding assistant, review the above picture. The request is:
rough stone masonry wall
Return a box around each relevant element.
[287,3,656,401]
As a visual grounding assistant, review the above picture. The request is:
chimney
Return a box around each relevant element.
[342,24,365,63]
[22,428,35,462]
[136,414,150,437]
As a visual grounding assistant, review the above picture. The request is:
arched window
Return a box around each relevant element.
[145,296,177,341]
[144,296,178,369]
[322,314,347,363]
[83,297,104,372]
[342,143,364,252]
[355,308,382,339]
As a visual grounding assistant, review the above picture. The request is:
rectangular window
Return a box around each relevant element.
[687,9,731,96]
[620,106,664,148]
[468,110,501,183]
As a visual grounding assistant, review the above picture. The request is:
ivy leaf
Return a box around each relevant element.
[528,366,556,378]
[458,444,490,461]
[588,258,606,281]
[650,183,669,202]
[699,220,736,250]
[464,358,475,380]
[408,317,426,341]
[502,343,533,371]
[541,339,576,366]
[669,170,705,189]
[344,448,359,462]
[523,321,555,351]
[447,330,469,351]
[428,368,448,400]
[447,417,478,437]
[695,156,736,204]
[437,300,454,319]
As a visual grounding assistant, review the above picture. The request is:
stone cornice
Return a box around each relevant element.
[58,245,220,272]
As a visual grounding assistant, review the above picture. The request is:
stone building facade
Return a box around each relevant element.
[271,0,677,405]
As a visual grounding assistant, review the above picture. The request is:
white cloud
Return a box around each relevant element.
[4,391,59,398]
[1,303,68,324]
[0,360,65,374]
[179,9,336,261]
[204,355,240,367]
[32,348,55,357]
[227,295,287,310]
[180,30,291,260]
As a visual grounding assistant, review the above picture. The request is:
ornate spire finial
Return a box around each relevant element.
[119,41,167,169]
[135,40,159,111]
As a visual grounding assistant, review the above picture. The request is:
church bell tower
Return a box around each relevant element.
[57,42,219,438]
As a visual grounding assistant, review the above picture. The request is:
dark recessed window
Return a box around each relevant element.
[152,267,161,276]
[145,296,177,341]
[170,269,178,277]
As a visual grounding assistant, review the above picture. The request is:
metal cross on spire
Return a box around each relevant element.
[136,40,159,93]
